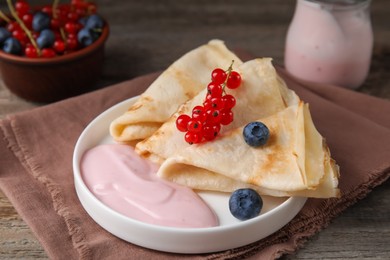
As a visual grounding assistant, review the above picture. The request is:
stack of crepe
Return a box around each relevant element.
[110,40,340,198]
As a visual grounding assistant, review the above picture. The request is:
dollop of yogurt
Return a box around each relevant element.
[80,144,218,228]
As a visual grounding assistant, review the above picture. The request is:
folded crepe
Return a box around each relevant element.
[136,58,339,198]
[110,39,243,142]
[157,102,340,198]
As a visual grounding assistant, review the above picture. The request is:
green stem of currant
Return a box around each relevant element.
[222,60,235,93]
[6,0,41,56]
[52,0,67,42]
[227,60,235,73]
[0,10,11,23]
[52,0,60,18]
[59,27,67,41]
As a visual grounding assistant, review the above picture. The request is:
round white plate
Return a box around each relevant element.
[73,97,307,254]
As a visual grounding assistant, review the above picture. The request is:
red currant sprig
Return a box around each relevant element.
[176,61,242,144]
[1,0,100,58]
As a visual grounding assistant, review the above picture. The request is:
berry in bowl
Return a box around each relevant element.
[0,0,109,103]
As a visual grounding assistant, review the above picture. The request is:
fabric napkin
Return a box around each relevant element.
[1,67,389,260]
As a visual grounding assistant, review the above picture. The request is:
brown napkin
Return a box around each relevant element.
[1,69,389,260]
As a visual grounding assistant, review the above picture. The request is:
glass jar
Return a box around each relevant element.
[284,0,373,89]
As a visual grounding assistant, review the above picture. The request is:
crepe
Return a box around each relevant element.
[135,58,339,198]
[135,58,300,164]
[157,102,340,198]
[110,39,243,142]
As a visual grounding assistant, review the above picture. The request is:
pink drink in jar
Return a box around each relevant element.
[284,0,373,89]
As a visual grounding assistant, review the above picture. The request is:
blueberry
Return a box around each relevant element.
[229,188,263,221]
[0,27,11,45]
[243,121,270,147]
[2,37,22,55]
[32,11,51,32]
[85,14,104,29]
[77,28,99,47]
[36,29,55,49]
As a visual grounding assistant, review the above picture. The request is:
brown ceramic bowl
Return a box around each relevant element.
[0,23,109,103]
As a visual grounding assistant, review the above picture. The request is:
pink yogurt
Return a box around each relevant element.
[80,144,218,228]
[284,0,373,89]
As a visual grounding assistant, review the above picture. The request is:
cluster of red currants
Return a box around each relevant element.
[176,62,242,144]
[0,0,103,58]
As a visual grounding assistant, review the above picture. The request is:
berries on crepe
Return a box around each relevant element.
[211,68,227,85]
[243,122,270,147]
[175,60,242,144]
[226,71,242,89]
[176,114,191,132]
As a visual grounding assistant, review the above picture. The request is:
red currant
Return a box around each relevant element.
[51,18,62,30]
[59,4,71,13]
[206,109,222,124]
[24,46,38,58]
[71,0,88,9]
[12,30,27,42]
[192,106,206,121]
[56,6,70,21]
[41,5,53,16]
[75,7,86,17]
[220,109,234,125]
[226,71,242,89]
[176,114,191,132]
[41,48,56,58]
[187,119,202,133]
[53,40,66,53]
[211,68,227,85]
[64,22,80,34]
[22,13,33,29]
[7,22,21,32]
[15,1,30,16]
[203,123,221,141]
[66,36,78,50]
[185,132,202,145]
[222,94,236,109]
[207,82,223,97]
[202,124,216,141]
[210,97,224,110]
[203,99,212,109]
[67,12,80,22]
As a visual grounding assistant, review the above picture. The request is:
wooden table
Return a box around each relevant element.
[1,0,389,259]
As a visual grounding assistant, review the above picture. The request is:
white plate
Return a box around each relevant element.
[73,97,307,254]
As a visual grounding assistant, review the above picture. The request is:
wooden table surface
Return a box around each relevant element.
[0,0,389,259]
